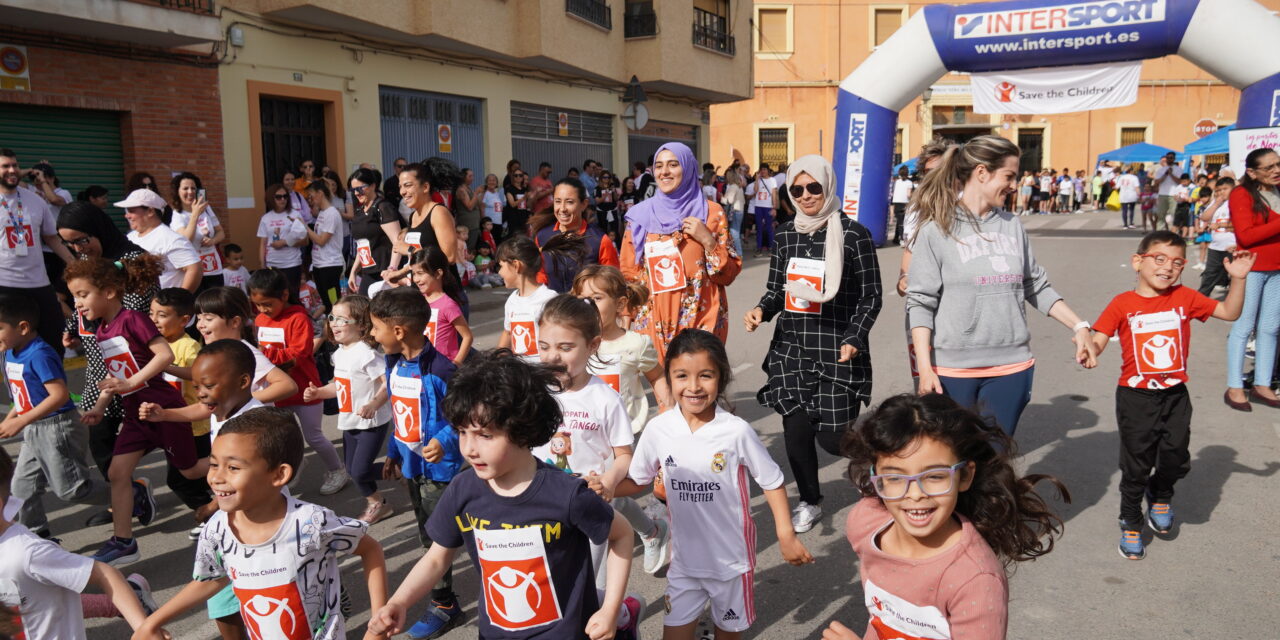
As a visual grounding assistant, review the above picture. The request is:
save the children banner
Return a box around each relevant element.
[971,61,1141,114]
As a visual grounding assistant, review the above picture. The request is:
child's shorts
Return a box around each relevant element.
[1196,231,1212,243]
[664,572,755,633]
[113,419,199,470]
[206,584,240,620]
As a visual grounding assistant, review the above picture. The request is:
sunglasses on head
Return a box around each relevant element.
[788,183,823,198]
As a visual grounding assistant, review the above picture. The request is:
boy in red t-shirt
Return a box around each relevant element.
[1086,231,1254,560]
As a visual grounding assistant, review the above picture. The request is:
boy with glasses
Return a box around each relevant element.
[1085,231,1254,559]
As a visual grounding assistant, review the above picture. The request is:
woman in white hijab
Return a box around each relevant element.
[743,154,883,533]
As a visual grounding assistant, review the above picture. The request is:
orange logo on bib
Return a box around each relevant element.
[335,377,352,414]
[235,582,313,640]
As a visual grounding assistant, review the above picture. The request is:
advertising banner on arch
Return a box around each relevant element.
[1228,126,1280,177]
[972,61,1140,114]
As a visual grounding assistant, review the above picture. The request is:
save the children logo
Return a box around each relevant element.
[235,584,313,640]
[996,81,1016,102]
[475,527,562,631]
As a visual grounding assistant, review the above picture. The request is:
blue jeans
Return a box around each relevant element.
[1227,270,1280,388]
[728,208,743,256]
[1120,202,1136,227]
[939,365,1035,436]
[755,206,775,250]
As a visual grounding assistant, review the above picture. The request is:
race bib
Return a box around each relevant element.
[756,188,770,201]
[404,231,423,251]
[5,362,32,414]
[785,257,825,315]
[0,578,24,634]
[162,372,183,392]
[232,572,312,640]
[334,374,353,414]
[644,238,686,295]
[1129,309,1184,378]
[99,336,142,396]
[424,319,437,345]
[475,526,563,632]
[4,224,31,256]
[390,373,423,451]
[258,326,286,353]
[77,310,93,337]
[199,246,222,274]
[355,239,375,268]
[491,201,503,216]
[864,579,950,640]
[592,356,622,394]
[509,312,537,357]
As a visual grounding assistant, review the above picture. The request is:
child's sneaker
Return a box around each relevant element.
[641,518,670,575]
[615,593,646,640]
[358,498,394,525]
[319,469,350,496]
[1118,526,1145,560]
[132,478,156,526]
[91,537,140,566]
[1146,495,1174,535]
[126,573,158,615]
[407,597,465,639]
[792,501,822,534]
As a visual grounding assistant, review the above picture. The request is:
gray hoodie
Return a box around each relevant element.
[906,208,1061,369]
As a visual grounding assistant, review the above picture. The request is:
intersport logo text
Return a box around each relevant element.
[953,0,1165,39]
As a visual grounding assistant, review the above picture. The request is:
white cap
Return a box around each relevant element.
[113,188,168,211]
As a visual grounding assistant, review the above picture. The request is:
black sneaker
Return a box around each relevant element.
[85,509,113,527]
[132,478,156,527]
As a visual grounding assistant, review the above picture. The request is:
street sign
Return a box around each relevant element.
[1193,119,1219,138]
[437,124,452,152]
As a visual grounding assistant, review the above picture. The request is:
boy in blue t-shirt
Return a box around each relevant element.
[368,288,464,638]
[0,294,96,539]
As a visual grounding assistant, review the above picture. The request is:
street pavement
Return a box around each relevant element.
[29,208,1276,638]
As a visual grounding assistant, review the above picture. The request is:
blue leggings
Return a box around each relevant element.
[1227,270,1280,388]
[343,423,390,497]
[939,365,1035,436]
[754,206,775,249]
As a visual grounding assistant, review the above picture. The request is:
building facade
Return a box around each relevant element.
[216,0,752,261]
[711,0,1277,175]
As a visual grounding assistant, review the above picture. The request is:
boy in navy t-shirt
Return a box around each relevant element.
[370,350,634,640]
[0,295,95,539]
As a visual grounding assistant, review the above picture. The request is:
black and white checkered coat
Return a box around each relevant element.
[755,215,882,431]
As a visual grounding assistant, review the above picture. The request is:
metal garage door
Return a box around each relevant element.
[380,87,485,177]
[628,119,698,171]
[511,102,613,177]
[0,103,125,227]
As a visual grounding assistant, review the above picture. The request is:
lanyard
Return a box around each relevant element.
[0,190,24,230]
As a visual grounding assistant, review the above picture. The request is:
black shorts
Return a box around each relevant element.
[1173,206,1191,227]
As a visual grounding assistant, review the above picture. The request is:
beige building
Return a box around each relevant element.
[217,0,751,262]
[712,1,1279,174]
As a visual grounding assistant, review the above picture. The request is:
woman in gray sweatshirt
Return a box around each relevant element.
[905,135,1097,436]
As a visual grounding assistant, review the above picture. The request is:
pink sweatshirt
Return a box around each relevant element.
[846,499,1008,640]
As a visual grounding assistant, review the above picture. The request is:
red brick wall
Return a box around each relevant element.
[0,43,225,216]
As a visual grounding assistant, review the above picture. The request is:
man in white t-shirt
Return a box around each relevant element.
[1152,152,1183,230]
[744,167,777,254]
[0,149,74,349]
[891,167,914,245]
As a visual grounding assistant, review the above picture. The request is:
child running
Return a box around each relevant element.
[410,246,474,365]
[823,393,1069,640]
[133,407,388,640]
[368,287,466,638]
[1085,231,1252,559]
[535,293,671,587]
[248,268,350,495]
[572,265,671,432]
[369,351,634,640]
[194,286,297,406]
[303,294,394,523]
[0,448,150,639]
[619,329,814,640]
[65,257,207,566]
[497,235,557,360]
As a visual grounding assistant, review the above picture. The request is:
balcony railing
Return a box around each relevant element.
[624,10,657,38]
[567,0,612,30]
[131,0,216,15]
[692,7,734,55]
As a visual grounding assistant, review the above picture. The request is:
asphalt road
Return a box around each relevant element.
[32,209,1277,638]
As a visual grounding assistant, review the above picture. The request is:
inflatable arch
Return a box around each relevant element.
[834,0,1280,245]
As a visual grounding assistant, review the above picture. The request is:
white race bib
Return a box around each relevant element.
[389,373,423,452]
[257,326,286,353]
[644,238,686,294]
[404,231,423,251]
[785,257,825,315]
[5,362,32,414]
[509,311,538,357]
[475,526,563,632]
[99,336,142,396]
[355,238,375,268]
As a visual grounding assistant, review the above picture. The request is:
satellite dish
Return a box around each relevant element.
[622,103,649,131]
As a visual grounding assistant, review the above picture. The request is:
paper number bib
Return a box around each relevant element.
[334,370,353,414]
[475,526,563,632]
[4,224,31,256]
[1127,309,1184,386]
[230,559,312,640]
[389,373,423,452]
[863,579,950,640]
[404,231,423,251]
[509,311,538,357]
[99,336,142,396]
[592,356,622,393]
[785,257,825,314]
[5,362,31,414]
[644,238,686,294]
[258,326,286,354]
[424,320,437,345]
[355,239,375,268]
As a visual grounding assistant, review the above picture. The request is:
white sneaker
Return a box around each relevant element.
[792,501,822,533]
[1194,262,1206,271]
[641,518,671,575]
[319,469,350,496]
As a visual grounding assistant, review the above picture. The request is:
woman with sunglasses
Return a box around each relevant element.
[1224,147,1280,410]
[743,154,883,535]
[347,167,403,296]
[257,183,309,297]
[504,169,532,238]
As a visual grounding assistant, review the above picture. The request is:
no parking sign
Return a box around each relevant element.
[437,124,452,153]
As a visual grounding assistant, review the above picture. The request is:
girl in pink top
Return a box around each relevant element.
[824,393,1069,640]
[409,246,472,365]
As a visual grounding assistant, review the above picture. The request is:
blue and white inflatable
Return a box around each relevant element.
[834,0,1280,245]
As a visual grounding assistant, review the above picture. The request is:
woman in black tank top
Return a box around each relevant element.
[386,159,460,281]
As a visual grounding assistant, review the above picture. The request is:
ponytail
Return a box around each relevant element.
[908,135,1019,241]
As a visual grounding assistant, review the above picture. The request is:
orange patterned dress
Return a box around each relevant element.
[620,200,741,363]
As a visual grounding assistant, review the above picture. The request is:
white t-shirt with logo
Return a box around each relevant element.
[0,189,55,288]
[532,376,633,476]
[1207,200,1237,251]
[0,522,94,640]
[128,224,200,289]
[311,206,345,269]
[892,178,914,204]
[503,285,557,361]
[1116,174,1141,203]
[225,266,251,293]
[746,177,775,210]
[169,208,223,276]
[257,211,304,268]
[628,406,785,581]
[194,498,368,640]
[481,190,505,226]
[332,341,391,431]
[1039,175,1053,193]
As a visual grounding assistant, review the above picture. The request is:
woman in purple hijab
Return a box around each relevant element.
[622,142,742,362]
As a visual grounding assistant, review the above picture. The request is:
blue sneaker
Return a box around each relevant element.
[132,478,156,526]
[1118,527,1145,560]
[1146,494,1173,535]
[91,537,140,567]
[408,598,465,639]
